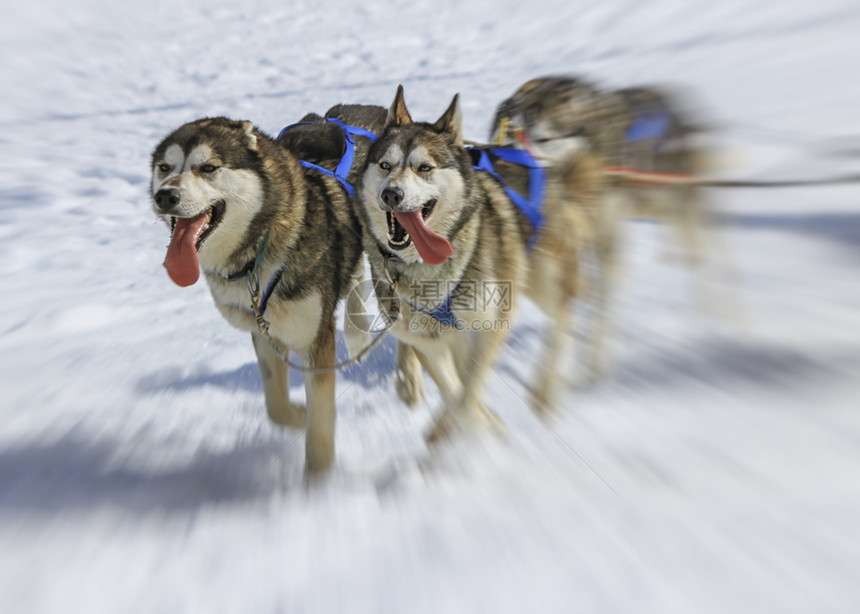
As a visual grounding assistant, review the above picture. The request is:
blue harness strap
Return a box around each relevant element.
[277,118,378,196]
[258,268,283,317]
[424,293,463,330]
[625,110,671,144]
[403,290,463,330]
[250,119,378,313]
[413,146,546,328]
[224,230,270,282]
[470,146,546,249]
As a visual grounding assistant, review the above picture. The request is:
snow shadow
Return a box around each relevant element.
[500,319,856,394]
[612,339,856,391]
[135,333,397,395]
[726,212,860,254]
[0,435,295,516]
[135,361,272,395]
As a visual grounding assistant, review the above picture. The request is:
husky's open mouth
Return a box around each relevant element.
[170,199,226,251]
[163,200,226,287]
[386,199,437,251]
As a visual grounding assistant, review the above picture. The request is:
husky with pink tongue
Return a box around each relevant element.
[356,86,536,442]
[150,111,385,473]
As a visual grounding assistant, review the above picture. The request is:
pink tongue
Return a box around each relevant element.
[163,213,208,287]
[393,211,453,265]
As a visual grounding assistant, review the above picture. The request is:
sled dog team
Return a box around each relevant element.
[150,76,708,472]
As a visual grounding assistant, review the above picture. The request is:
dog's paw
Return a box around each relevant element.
[266,402,307,428]
[424,404,504,445]
[424,409,454,444]
[395,367,425,407]
[305,441,335,474]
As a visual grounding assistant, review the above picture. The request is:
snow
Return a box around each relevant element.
[2,0,860,612]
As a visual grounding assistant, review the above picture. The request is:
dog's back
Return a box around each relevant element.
[615,87,701,176]
[277,104,388,184]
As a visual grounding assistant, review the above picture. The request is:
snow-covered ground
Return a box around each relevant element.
[2,1,859,612]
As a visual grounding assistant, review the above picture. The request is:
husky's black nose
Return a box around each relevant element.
[381,187,404,209]
[154,188,182,212]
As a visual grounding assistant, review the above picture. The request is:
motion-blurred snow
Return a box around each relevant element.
[1,1,859,612]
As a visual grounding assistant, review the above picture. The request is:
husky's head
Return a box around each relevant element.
[358,86,475,266]
[150,118,266,287]
[490,77,606,166]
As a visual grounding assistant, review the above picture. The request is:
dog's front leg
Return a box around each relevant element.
[303,320,337,473]
[252,332,306,428]
[424,330,505,443]
[532,305,572,414]
[457,326,508,422]
[395,342,425,407]
[412,343,464,442]
[413,343,461,406]
[343,261,373,360]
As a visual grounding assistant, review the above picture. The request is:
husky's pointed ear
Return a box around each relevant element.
[432,93,463,147]
[241,120,259,150]
[384,85,413,130]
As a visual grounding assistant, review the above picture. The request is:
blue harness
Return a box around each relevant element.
[414,146,546,328]
[233,119,377,316]
[274,124,546,329]
[277,118,378,197]
[625,109,672,147]
[412,292,462,330]
[469,147,546,249]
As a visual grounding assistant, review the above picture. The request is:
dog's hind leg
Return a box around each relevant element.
[583,201,623,384]
[395,342,425,407]
[252,332,306,428]
[585,245,614,383]
[676,187,707,270]
[304,320,337,473]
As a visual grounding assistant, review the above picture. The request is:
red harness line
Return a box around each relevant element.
[603,166,701,185]
[511,130,860,188]
[603,166,860,188]
[513,129,699,185]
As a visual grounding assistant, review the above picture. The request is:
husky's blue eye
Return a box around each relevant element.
[379,161,391,171]
[200,164,218,173]
[417,164,433,173]
[158,163,171,173]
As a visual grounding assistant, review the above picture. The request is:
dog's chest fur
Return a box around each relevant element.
[205,270,323,351]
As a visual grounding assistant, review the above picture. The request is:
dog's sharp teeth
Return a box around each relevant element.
[385,210,412,249]
[421,199,437,220]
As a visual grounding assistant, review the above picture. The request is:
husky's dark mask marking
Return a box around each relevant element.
[357,86,484,266]
[151,118,267,287]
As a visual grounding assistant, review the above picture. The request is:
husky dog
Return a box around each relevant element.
[490,76,625,167]
[150,109,383,472]
[490,76,617,381]
[355,86,590,440]
[612,86,711,268]
[491,76,711,379]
